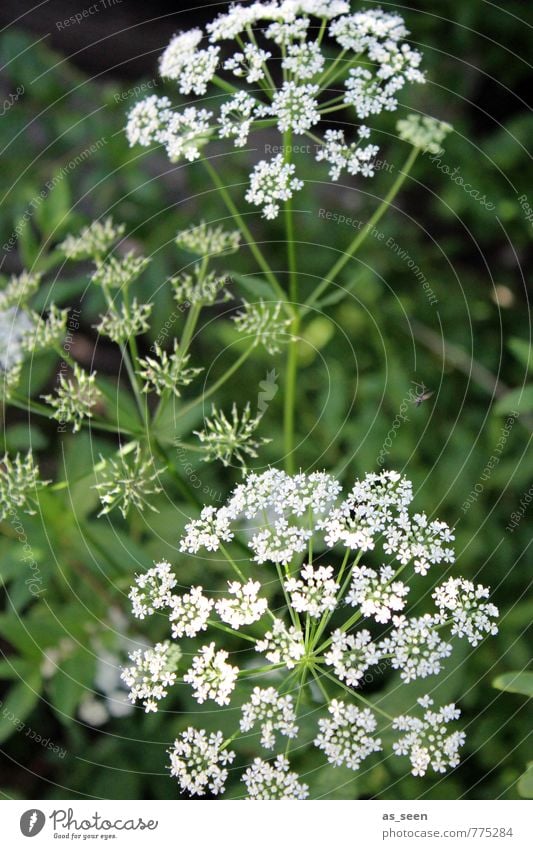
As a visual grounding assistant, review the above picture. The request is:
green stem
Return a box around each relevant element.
[321,669,393,721]
[202,159,289,308]
[283,128,300,474]
[207,620,257,643]
[304,146,419,313]
[176,342,255,420]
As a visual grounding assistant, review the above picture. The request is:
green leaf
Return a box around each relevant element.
[518,763,533,798]
[493,386,533,416]
[35,172,71,240]
[231,272,279,301]
[493,671,533,697]
[49,651,96,725]
[4,424,48,452]
[509,338,532,373]
[0,672,42,744]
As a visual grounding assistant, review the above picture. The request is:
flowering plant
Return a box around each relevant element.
[123,469,498,798]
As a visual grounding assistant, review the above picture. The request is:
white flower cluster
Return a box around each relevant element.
[126,2,429,217]
[240,686,298,748]
[256,618,305,669]
[121,641,182,713]
[169,728,235,797]
[245,154,304,220]
[346,564,409,623]
[285,563,338,617]
[169,587,214,639]
[322,470,455,575]
[324,628,380,687]
[183,642,239,706]
[433,578,499,646]
[242,755,309,799]
[392,696,465,776]
[379,615,452,683]
[314,699,382,769]
[122,469,497,798]
[129,560,176,618]
[215,580,268,628]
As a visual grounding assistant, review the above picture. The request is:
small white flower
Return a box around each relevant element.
[256,618,305,670]
[346,565,409,623]
[267,81,320,134]
[285,563,339,618]
[180,505,234,554]
[245,154,304,219]
[314,699,381,769]
[215,580,268,629]
[392,696,465,776]
[159,107,213,162]
[121,641,182,712]
[184,642,239,705]
[324,628,381,687]
[169,728,235,796]
[282,41,325,80]
[379,614,452,683]
[126,95,172,147]
[242,755,308,799]
[225,44,272,83]
[219,91,259,147]
[169,586,214,639]
[240,686,298,748]
[432,578,498,646]
[129,561,177,619]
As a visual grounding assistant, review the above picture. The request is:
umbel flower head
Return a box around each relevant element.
[126,1,429,217]
[122,468,499,799]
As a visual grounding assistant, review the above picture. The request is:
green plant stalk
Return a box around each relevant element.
[202,159,289,308]
[283,128,300,474]
[304,146,420,313]
[321,668,393,721]
[176,341,256,420]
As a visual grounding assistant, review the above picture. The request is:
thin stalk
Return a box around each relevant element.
[208,620,257,643]
[176,341,255,420]
[304,146,419,313]
[202,159,289,308]
[321,668,393,721]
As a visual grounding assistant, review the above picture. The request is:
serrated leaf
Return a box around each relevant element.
[493,671,533,697]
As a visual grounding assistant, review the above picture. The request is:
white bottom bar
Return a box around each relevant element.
[2,800,532,848]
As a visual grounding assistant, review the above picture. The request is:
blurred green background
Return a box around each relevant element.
[0,0,531,799]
